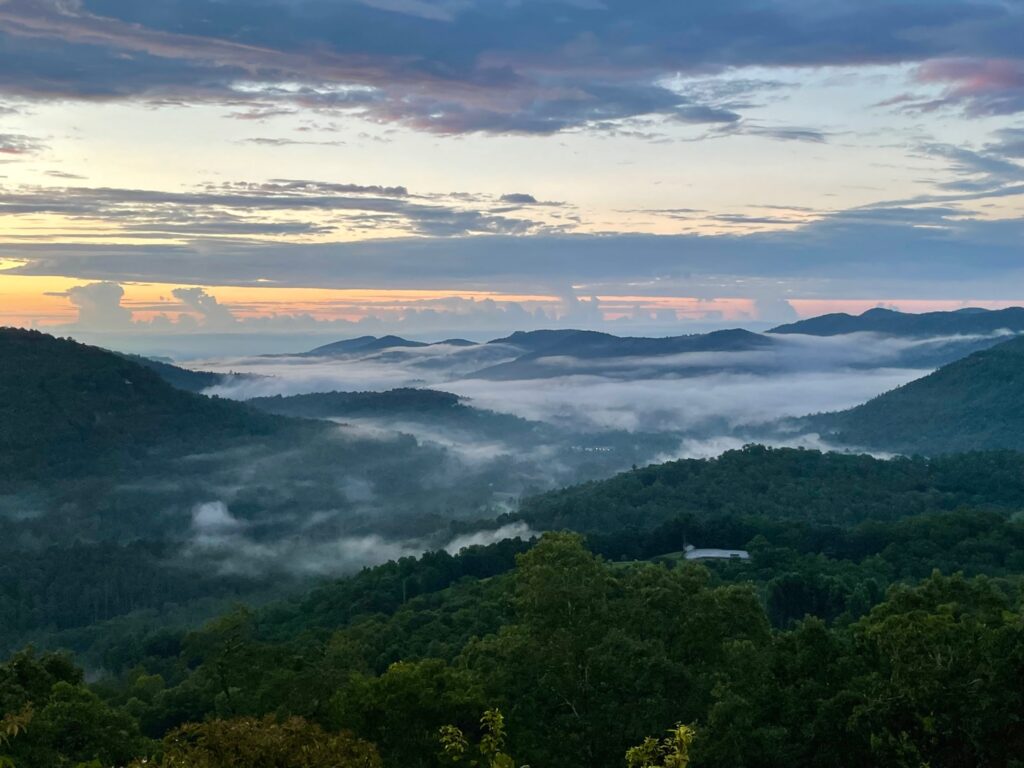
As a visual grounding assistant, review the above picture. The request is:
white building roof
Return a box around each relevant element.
[683,548,750,561]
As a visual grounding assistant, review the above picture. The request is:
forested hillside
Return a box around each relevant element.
[117,353,230,393]
[806,334,1024,454]
[0,328,286,485]
[511,445,1024,532]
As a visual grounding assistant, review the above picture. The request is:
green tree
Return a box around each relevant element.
[625,724,695,768]
[0,706,32,768]
[135,716,380,768]
[330,659,486,768]
[439,709,523,768]
[23,682,145,768]
[849,573,1024,767]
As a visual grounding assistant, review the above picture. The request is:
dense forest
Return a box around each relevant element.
[3,526,1023,767]
[511,445,1024,531]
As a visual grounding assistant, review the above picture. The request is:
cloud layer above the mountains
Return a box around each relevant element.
[0,0,1022,132]
[0,0,1022,325]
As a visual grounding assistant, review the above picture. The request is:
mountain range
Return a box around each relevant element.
[288,307,1024,380]
[771,305,1024,337]
[471,328,773,379]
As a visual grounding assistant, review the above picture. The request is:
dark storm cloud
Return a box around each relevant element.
[0,0,1021,133]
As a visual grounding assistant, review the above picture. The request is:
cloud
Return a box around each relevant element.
[988,127,1024,159]
[11,210,1024,299]
[172,287,238,329]
[742,126,830,143]
[914,57,1024,116]
[191,500,244,534]
[0,178,565,238]
[185,498,534,576]
[445,522,536,554]
[44,169,86,179]
[241,137,347,147]
[500,193,538,205]
[923,142,1024,192]
[0,132,43,156]
[196,331,938,435]
[61,281,133,328]
[0,0,1019,135]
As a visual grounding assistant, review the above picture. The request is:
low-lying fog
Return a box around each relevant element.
[139,330,997,576]
[198,332,936,437]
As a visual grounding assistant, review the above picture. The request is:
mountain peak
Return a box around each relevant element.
[305,335,428,356]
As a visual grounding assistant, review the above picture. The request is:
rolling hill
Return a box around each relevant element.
[304,335,431,355]
[803,333,1024,454]
[510,444,1024,533]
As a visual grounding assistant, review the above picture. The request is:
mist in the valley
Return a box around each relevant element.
[8,330,974,580]
[197,331,947,436]
[185,499,535,577]
[119,329,951,575]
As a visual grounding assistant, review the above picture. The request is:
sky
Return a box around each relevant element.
[1,0,1023,345]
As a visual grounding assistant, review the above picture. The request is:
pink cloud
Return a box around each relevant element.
[915,58,1024,115]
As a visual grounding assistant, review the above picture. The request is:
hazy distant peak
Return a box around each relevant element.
[305,335,429,355]
[434,338,477,347]
[770,306,1024,337]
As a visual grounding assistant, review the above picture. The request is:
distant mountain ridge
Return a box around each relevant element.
[290,312,1024,382]
[803,333,1024,455]
[472,328,773,379]
[490,328,768,358]
[771,306,1024,337]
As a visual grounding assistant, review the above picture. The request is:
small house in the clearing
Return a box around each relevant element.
[683,545,750,562]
